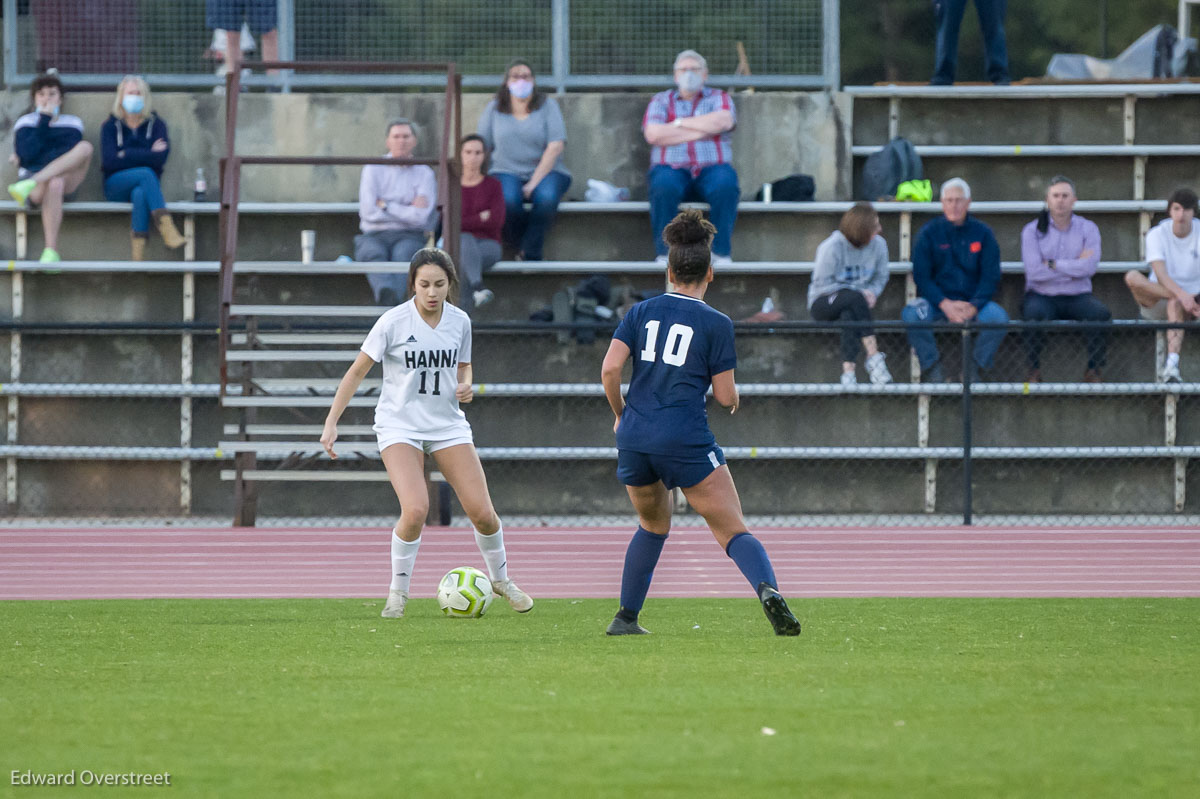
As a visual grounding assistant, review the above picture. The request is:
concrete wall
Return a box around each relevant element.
[0,89,853,204]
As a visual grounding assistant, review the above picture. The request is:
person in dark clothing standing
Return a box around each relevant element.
[931,0,1011,85]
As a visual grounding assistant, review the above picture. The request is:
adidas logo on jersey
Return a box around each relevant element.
[405,335,418,343]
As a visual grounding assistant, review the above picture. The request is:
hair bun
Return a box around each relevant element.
[662,208,715,248]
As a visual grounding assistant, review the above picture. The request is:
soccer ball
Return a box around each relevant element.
[436,566,495,618]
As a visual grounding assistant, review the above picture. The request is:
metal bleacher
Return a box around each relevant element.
[6,81,1200,520]
[3,202,1195,519]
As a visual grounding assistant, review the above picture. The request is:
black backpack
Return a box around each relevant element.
[860,137,923,201]
[755,174,815,202]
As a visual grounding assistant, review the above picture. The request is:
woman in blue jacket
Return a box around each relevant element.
[100,76,186,260]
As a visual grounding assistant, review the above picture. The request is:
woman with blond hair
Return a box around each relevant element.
[99,76,185,260]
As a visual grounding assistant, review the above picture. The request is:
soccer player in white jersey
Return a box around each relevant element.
[321,248,533,618]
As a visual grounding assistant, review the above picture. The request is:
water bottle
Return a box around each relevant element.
[194,168,207,202]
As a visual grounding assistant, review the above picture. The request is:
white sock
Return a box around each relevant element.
[390,533,420,593]
[473,522,509,584]
[1166,353,1180,369]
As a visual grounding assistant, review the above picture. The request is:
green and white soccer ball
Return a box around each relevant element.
[436,566,495,618]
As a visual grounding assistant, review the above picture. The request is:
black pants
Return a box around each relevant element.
[810,289,875,362]
[1022,291,1111,369]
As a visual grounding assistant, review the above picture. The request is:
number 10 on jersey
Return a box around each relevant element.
[640,321,694,366]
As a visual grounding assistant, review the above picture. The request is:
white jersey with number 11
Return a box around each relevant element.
[360,298,473,439]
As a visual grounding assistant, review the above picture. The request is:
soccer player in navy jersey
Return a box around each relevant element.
[600,210,802,636]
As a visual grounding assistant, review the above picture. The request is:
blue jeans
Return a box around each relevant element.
[648,163,740,257]
[902,298,1008,371]
[493,171,570,261]
[1021,291,1111,370]
[932,0,1010,85]
[103,167,166,234]
[354,229,427,303]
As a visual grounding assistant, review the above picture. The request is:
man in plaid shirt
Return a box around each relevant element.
[643,49,739,265]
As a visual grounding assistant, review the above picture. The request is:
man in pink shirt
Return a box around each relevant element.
[1020,175,1110,382]
[642,50,739,264]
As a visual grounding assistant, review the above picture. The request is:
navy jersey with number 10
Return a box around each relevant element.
[612,292,738,456]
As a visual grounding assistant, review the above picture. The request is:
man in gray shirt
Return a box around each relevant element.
[355,118,437,305]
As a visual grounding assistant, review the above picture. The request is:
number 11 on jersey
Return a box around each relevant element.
[417,370,442,395]
[640,320,695,366]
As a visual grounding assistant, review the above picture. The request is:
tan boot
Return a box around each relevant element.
[131,234,147,261]
[153,211,186,249]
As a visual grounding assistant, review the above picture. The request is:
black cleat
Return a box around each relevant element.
[606,616,651,636]
[758,583,801,636]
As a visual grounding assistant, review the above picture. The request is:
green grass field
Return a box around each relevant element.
[2,598,1197,798]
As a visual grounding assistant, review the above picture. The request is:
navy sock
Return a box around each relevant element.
[725,532,777,595]
[618,526,668,615]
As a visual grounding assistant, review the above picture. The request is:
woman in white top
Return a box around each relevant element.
[321,248,533,618]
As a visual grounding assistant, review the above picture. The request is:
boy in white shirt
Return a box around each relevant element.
[1124,188,1200,382]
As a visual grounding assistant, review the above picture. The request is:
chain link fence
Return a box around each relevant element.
[2,0,837,89]
[9,319,1196,526]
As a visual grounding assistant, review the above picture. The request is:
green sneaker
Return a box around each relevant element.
[38,247,61,264]
[8,178,37,205]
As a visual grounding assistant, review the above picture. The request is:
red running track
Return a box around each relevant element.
[1,527,1198,600]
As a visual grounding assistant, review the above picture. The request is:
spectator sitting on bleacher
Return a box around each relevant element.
[643,49,738,266]
[100,76,186,261]
[902,177,1008,383]
[1124,188,1200,384]
[7,71,94,264]
[455,134,505,315]
[1020,175,1110,383]
[477,59,571,262]
[355,118,437,307]
[807,202,893,386]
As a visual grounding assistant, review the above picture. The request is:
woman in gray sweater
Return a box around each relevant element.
[477,59,571,261]
[808,202,893,385]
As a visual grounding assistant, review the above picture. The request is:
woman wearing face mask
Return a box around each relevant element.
[8,71,94,264]
[477,59,571,261]
[99,76,186,260]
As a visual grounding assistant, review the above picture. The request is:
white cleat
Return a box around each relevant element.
[1163,362,1183,384]
[492,579,534,613]
[381,590,408,618]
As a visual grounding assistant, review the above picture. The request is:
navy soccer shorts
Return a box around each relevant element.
[617,446,726,490]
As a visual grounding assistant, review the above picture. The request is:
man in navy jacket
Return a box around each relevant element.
[902,177,1009,382]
